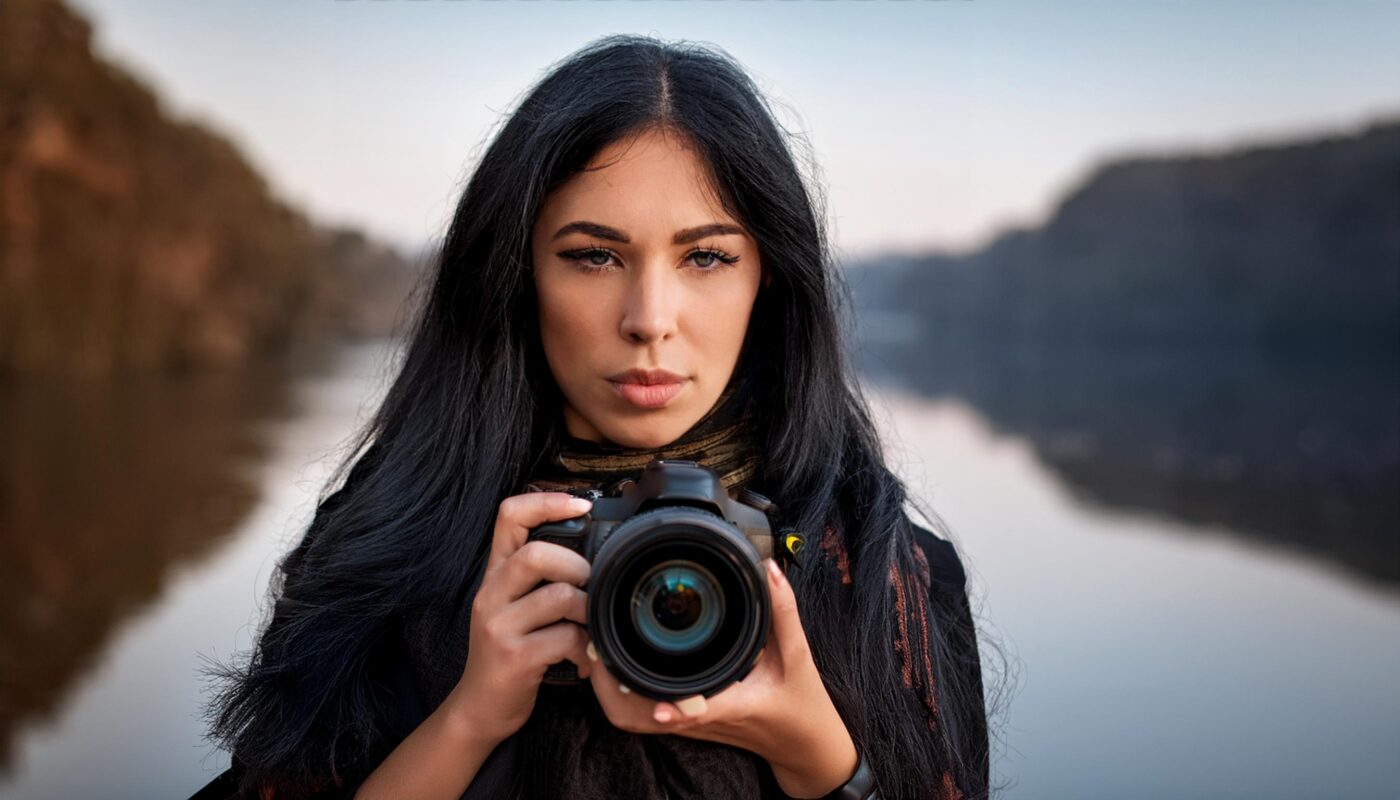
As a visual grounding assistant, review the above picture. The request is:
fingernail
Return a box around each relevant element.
[654,707,673,723]
[676,695,707,716]
[766,558,783,581]
[618,683,631,695]
[568,498,593,513]
[586,641,598,662]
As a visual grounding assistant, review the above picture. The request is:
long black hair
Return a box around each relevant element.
[206,33,1004,800]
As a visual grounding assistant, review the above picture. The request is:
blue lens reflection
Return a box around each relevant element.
[631,560,724,654]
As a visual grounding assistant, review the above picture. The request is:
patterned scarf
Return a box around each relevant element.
[524,374,763,495]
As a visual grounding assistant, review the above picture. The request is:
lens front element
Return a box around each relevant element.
[632,560,725,654]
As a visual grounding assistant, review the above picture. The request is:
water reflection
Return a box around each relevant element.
[1,338,1397,798]
[870,393,1400,799]
[863,340,1400,596]
[0,355,308,774]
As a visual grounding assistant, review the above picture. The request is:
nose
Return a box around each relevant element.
[618,260,679,344]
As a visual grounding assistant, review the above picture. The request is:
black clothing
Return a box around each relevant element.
[191,523,991,795]
[190,523,986,800]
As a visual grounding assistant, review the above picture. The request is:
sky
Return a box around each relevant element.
[69,0,1400,261]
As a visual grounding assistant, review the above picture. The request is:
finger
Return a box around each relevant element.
[488,493,592,571]
[764,558,810,662]
[522,620,590,675]
[672,694,708,721]
[497,580,589,634]
[585,641,674,729]
[652,699,687,725]
[566,625,594,679]
[491,539,591,606]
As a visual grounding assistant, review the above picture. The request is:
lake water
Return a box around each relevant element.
[1,338,1396,799]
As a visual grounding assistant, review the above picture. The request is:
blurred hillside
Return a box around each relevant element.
[0,0,421,378]
[858,118,1400,354]
[853,118,1400,589]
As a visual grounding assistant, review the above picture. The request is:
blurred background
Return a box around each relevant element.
[1,1,1396,798]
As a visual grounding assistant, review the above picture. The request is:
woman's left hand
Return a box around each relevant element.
[584,557,859,799]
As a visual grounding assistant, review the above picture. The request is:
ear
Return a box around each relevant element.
[761,268,774,288]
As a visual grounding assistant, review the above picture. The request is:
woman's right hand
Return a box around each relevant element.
[452,491,596,745]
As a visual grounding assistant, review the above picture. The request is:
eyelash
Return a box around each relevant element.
[557,245,741,275]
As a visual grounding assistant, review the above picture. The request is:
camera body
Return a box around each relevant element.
[527,458,777,702]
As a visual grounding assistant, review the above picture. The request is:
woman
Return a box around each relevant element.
[201,34,993,800]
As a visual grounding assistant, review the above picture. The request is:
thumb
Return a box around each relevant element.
[764,558,810,661]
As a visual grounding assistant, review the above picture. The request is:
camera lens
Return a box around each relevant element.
[632,560,724,654]
[588,505,770,700]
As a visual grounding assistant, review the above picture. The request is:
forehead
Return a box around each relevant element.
[535,129,736,232]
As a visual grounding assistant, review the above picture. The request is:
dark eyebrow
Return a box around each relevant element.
[674,222,748,245]
[551,220,747,245]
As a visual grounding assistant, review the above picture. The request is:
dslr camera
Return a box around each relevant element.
[527,459,777,702]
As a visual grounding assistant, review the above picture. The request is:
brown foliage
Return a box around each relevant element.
[0,0,419,377]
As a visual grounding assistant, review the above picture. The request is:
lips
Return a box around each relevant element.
[606,368,689,409]
[610,379,687,409]
[607,368,687,385]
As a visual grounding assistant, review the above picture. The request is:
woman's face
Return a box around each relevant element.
[530,127,765,448]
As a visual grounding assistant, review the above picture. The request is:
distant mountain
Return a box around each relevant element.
[0,0,421,377]
[853,119,1400,591]
[861,119,1400,355]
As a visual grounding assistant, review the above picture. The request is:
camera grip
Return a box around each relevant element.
[526,516,592,686]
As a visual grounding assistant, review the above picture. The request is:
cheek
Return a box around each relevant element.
[691,283,758,353]
[539,292,587,341]
[537,283,614,378]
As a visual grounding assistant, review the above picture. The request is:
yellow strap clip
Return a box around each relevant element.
[779,529,807,568]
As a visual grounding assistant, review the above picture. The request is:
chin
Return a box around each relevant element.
[600,416,690,449]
